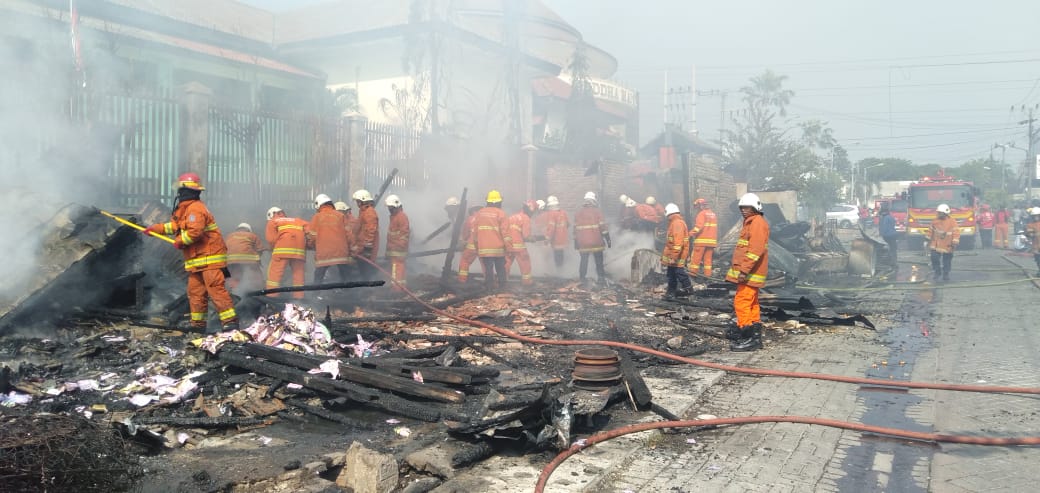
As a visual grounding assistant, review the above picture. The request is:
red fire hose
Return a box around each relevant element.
[533,417,1040,492]
[352,258,1040,491]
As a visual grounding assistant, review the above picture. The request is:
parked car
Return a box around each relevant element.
[826,204,860,229]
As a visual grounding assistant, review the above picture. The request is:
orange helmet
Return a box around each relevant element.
[175,172,205,191]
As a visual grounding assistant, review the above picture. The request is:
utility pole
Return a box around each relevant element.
[1015,104,1040,199]
[666,85,695,132]
[696,89,730,144]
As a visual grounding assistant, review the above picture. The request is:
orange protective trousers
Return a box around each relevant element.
[187,269,236,327]
[733,283,761,328]
[457,247,480,281]
[267,257,305,299]
[389,257,407,291]
[994,223,1009,248]
[689,246,714,276]
[505,249,533,285]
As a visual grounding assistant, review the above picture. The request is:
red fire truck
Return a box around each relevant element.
[905,170,977,250]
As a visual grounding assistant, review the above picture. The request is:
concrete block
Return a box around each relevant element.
[336,441,399,493]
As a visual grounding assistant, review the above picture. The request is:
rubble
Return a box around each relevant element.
[337,441,399,493]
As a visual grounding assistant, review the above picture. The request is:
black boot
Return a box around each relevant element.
[663,289,677,301]
[942,271,950,281]
[724,321,742,341]
[730,323,763,352]
[675,287,693,298]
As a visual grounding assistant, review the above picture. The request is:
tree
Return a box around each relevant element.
[721,70,799,186]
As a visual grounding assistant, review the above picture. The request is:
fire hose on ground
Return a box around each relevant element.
[363,257,1040,490]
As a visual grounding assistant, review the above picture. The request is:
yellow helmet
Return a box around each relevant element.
[486,190,503,203]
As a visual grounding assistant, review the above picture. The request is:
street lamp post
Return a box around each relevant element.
[862,162,885,205]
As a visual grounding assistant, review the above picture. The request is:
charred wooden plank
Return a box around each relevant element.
[245,281,384,297]
[286,399,376,430]
[217,350,463,422]
[451,440,495,468]
[232,343,465,404]
[133,416,268,427]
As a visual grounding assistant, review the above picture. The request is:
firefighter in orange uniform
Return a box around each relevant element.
[505,200,535,285]
[143,173,238,331]
[925,203,960,281]
[308,194,353,283]
[1026,207,1040,276]
[265,206,308,299]
[994,206,1010,249]
[352,189,380,280]
[574,191,610,285]
[634,200,661,232]
[687,198,718,278]
[725,193,769,352]
[471,190,511,288]
[647,196,666,218]
[384,195,410,290]
[456,205,483,283]
[661,203,693,300]
[225,222,265,291]
[543,195,569,270]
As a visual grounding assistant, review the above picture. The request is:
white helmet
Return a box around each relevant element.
[626,198,637,208]
[584,191,597,203]
[645,196,657,205]
[266,206,283,220]
[352,189,373,202]
[664,203,680,216]
[334,201,350,211]
[314,193,332,209]
[445,196,460,207]
[737,193,762,212]
[546,195,560,208]
[385,194,402,208]
[1030,207,1040,215]
[619,194,629,204]
[936,203,951,214]
[536,199,546,210]
[237,223,252,232]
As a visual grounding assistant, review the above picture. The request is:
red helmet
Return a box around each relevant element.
[175,172,205,191]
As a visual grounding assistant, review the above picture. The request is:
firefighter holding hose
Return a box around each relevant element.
[142,172,238,331]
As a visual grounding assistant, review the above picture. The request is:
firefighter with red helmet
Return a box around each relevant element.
[143,172,238,331]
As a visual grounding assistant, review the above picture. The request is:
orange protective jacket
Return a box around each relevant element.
[532,211,549,239]
[507,211,531,251]
[635,203,661,223]
[1027,220,1040,254]
[653,203,666,218]
[691,208,718,246]
[225,231,264,264]
[543,209,570,249]
[308,204,352,267]
[160,199,227,272]
[354,204,380,259]
[660,213,690,267]
[386,209,410,258]
[266,216,308,260]
[344,212,358,246]
[471,206,510,257]
[574,205,607,253]
[726,213,770,287]
[926,216,961,253]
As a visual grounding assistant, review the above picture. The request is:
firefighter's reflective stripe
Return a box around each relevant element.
[277,224,305,231]
[183,254,228,270]
[726,268,741,279]
[227,253,261,263]
[190,312,206,321]
[748,273,767,283]
[386,250,408,257]
[575,225,599,230]
[745,251,760,261]
[163,222,176,235]
[218,307,237,322]
[693,238,718,245]
[737,239,749,246]
[272,247,306,257]
[477,225,500,231]
[478,247,505,255]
